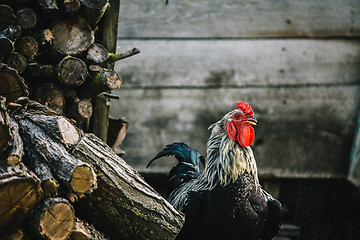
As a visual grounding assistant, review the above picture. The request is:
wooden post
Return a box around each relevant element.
[91,0,120,142]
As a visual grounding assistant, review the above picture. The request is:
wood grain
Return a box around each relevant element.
[117,0,360,38]
[114,39,360,87]
[110,86,360,178]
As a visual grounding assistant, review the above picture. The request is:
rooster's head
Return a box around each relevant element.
[226,101,257,147]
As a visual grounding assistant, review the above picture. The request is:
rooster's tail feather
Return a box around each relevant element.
[147,142,205,194]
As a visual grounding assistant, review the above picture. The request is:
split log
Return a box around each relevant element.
[72,133,185,240]
[16,116,96,194]
[14,36,38,59]
[0,5,16,31]
[24,113,81,147]
[88,65,122,91]
[0,97,11,154]
[71,218,108,240]
[57,56,88,87]
[7,118,24,166]
[0,64,28,102]
[80,0,110,28]
[50,15,94,56]
[0,162,42,232]
[27,197,75,240]
[6,52,27,74]
[16,8,37,30]
[34,83,64,115]
[86,43,109,64]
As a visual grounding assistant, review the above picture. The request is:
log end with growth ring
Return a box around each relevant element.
[58,116,80,145]
[70,163,96,194]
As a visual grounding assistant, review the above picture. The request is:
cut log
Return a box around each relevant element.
[67,98,93,124]
[62,0,81,13]
[15,8,37,30]
[6,52,27,74]
[57,56,88,87]
[0,64,28,102]
[86,43,109,64]
[72,133,184,240]
[0,29,14,61]
[4,25,22,42]
[0,5,16,31]
[80,0,110,28]
[88,65,122,92]
[0,162,42,232]
[28,197,75,240]
[7,118,24,166]
[37,0,59,11]
[24,113,81,147]
[0,228,26,240]
[34,83,64,115]
[16,116,96,194]
[71,218,108,240]
[50,15,94,56]
[0,97,11,154]
[14,36,38,59]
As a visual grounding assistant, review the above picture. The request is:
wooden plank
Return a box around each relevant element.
[114,39,360,87]
[118,0,360,38]
[109,86,360,178]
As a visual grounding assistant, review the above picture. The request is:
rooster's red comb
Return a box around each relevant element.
[236,101,254,117]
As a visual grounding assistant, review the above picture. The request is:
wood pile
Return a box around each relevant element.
[0,0,184,239]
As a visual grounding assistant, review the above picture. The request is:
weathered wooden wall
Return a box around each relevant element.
[110,0,360,178]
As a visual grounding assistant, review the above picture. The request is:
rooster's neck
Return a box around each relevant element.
[204,121,259,189]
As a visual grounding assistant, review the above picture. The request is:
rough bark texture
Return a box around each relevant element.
[17,116,96,194]
[24,113,81,147]
[72,134,184,240]
[28,197,75,240]
[7,118,23,166]
[71,218,109,240]
[0,97,11,153]
[0,162,42,232]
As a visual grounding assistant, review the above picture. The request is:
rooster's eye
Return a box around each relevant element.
[234,114,241,120]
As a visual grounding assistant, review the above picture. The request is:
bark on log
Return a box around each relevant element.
[0,162,42,232]
[34,83,64,115]
[0,5,16,31]
[14,36,38,59]
[7,118,24,166]
[50,15,94,57]
[88,65,122,91]
[80,0,109,28]
[15,8,37,30]
[16,116,96,194]
[6,52,27,74]
[67,98,93,124]
[0,97,11,154]
[71,218,108,240]
[24,113,81,147]
[28,197,75,240]
[72,133,184,240]
[57,56,88,87]
[107,48,140,63]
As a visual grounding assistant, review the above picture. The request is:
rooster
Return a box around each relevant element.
[147,101,282,240]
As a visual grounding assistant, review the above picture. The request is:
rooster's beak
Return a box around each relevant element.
[245,117,257,126]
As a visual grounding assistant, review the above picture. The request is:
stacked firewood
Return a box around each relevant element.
[0,1,184,240]
[0,96,184,240]
[0,0,139,129]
